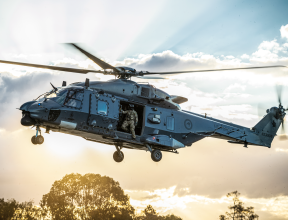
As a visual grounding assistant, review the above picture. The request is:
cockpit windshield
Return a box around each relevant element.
[35,88,83,108]
[35,88,68,105]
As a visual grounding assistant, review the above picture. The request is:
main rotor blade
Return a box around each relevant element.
[0,59,103,74]
[136,76,166,79]
[142,65,286,75]
[69,43,119,72]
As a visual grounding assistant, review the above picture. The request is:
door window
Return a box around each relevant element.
[97,100,108,115]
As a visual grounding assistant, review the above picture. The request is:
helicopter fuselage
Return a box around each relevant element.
[20,79,284,161]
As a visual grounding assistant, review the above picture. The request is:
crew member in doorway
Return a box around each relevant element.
[121,104,138,139]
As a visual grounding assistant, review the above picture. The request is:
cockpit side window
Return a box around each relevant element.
[63,89,84,109]
[54,90,68,105]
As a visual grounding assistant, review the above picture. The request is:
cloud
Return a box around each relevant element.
[275,148,288,154]
[127,186,288,219]
[258,40,282,53]
[280,24,288,40]
[241,54,250,59]
[224,83,246,92]
[114,50,246,73]
[128,186,225,213]
[0,23,288,220]
[249,39,288,63]
[247,27,288,64]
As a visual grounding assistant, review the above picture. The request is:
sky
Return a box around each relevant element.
[0,0,288,219]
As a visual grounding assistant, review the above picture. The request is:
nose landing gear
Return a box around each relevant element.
[31,126,44,145]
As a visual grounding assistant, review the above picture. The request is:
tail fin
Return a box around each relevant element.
[253,107,284,148]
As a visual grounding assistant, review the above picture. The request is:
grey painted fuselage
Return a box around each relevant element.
[20,79,284,153]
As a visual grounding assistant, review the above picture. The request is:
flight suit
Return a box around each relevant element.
[121,110,138,139]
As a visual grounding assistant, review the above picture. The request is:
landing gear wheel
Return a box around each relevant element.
[36,135,44,145]
[31,136,37,145]
[151,149,162,162]
[113,151,124,163]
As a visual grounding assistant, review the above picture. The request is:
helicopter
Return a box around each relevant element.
[0,44,287,162]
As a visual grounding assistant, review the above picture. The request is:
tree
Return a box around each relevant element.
[219,191,259,220]
[40,173,135,220]
[161,214,182,220]
[135,205,182,220]
[0,198,19,220]
[0,173,182,220]
[0,198,42,220]
[142,205,158,220]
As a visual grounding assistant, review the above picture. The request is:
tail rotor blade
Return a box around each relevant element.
[276,85,283,105]
[279,118,288,141]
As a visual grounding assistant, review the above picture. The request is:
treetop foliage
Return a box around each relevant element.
[219,191,259,220]
[0,198,41,220]
[40,173,135,220]
[0,173,183,220]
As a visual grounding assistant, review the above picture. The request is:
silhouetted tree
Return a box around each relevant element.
[0,198,42,220]
[135,205,182,220]
[0,198,18,220]
[143,205,158,220]
[161,214,182,220]
[0,173,182,220]
[219,191,259,220]
[40,173,135,220]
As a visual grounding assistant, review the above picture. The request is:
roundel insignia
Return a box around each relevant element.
[184,119,192,130]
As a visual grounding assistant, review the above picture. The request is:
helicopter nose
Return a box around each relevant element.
[19,101,36,111]
[21,113,36,126]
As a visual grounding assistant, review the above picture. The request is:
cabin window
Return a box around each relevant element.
[98,100,108,115]
[64,90,83,108]
[166,116,175,130]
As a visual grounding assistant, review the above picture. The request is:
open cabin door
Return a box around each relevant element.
[117,101,145,136]
[88,93,120,131]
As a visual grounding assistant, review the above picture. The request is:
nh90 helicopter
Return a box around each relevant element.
[0,44,287,162]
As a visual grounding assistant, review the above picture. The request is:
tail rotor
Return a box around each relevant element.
[257,85,287,140]
[275,85,287,140]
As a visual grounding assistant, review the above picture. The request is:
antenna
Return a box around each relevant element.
[85,78,90,88]
[50,82,58,91]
